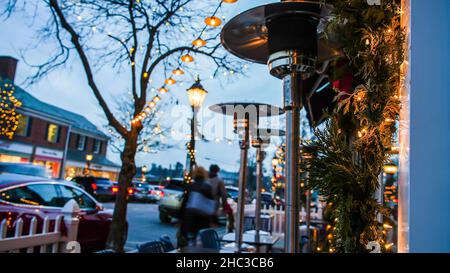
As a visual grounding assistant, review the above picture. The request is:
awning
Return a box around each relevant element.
[66,160,120,173]
[0,141,33,158]
[0,148,32,159]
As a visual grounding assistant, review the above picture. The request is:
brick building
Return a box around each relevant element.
[0,56,120,180]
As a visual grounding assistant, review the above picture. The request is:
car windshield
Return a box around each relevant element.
[93,178,111,185]
[262,194,272,201]
[148,181,164,186]
[165,180,185,191]
[134,183,150,189]
[227,189,239,199]
[0,164,48,178]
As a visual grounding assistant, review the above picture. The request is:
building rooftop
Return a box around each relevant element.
[5,79,108,139]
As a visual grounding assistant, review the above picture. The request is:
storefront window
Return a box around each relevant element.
[46,123,60,143]
[33,160,60,178]
[64,166,119,181]
[0,154,29,163]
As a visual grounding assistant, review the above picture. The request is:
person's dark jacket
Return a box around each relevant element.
[179,179,214,235]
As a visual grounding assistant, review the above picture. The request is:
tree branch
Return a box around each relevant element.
[48,0,127,137]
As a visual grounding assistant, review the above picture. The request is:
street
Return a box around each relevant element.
[103,202,179,251]
[103,202,230,252]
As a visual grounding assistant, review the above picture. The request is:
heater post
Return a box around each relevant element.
[255,146,265,238]
[283,72,303,253]
[235,129,249,253]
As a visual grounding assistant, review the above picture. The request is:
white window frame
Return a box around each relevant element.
[76,135,86,151]
[93,139,102,154]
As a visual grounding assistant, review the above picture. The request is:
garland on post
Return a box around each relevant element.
[304,0,405,253]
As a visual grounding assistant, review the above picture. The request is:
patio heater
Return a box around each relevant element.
[251,129,286,239]
[209,103,284,253]
[221,0,341,253]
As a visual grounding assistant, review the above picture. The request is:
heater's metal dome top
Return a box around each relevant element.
[209,102,284,117]
[252,128,286,138]
[221,1,341,64]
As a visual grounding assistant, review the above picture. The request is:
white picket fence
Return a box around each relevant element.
[261,205,324,237]
[237,204,324,238]
[0,200,81,253]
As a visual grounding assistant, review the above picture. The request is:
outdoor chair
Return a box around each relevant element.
[136,241,164,253]
[160,235,175,252]
[199,228,221,250]
[244,216,272,233]
[94,249,116,254]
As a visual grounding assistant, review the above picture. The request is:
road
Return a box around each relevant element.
[103,202,180,251]
[103,202,228,251]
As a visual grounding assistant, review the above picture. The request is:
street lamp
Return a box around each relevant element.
[85,154,93,176]
[221,0,341,253]
[186,76,208,178]
[142,165,148,182]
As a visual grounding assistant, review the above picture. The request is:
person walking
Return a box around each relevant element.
[207,164,233,229]
[178,166,216,247]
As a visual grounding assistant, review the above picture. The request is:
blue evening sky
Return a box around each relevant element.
[0,0,293,174]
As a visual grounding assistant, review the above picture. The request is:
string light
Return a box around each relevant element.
[131,0,236,126]
[181,54,194,63]
[159,87,168,94]
[172,68,185,76]
[0,81,22,139]
[165,78,176,85]
[205,16,222,27]
[192,38,207,47]
[152,95,161,103]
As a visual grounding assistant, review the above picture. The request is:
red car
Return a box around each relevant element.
[0,173,119,252]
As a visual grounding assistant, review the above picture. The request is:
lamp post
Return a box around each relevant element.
[141,165,148,182]
[209,103,284,253]
[221,0,341,253]
[186,76,208,179]
[85,154,93,176]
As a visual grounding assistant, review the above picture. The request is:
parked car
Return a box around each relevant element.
[261,192,274,207]
[158,179,236,224]
[226,186,252,204]
[158,178,186,223]
[71,176,115,201]
[0,162,50,178]
[130,181,164,203]
[0,173,119,252]
[110,182,135,200]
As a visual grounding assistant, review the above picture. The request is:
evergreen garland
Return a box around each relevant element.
[0,79,22,139]
[304,0,405,253]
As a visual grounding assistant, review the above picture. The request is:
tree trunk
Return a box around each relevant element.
[106,129,139,252]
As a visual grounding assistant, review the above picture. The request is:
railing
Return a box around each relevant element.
[0,200,80,253]
[262,205,324,237]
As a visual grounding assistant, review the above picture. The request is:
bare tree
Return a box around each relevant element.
[3,0,243,252]
[106,93,173,155]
